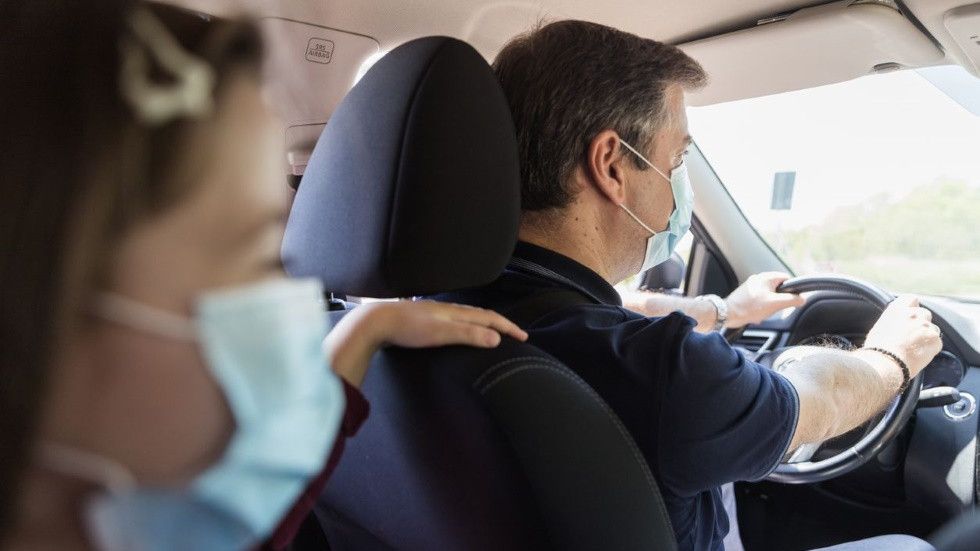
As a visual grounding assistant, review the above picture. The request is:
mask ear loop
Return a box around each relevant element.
[119,7,216,126]
[618,138,671,181]
[619,203,659,235]
[39,442,138,495]
[617,138,668,235]
[94,293,199,342]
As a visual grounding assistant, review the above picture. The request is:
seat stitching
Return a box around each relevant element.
[474,362,675,539]
[473,356,555,388]
[476,363,656,493]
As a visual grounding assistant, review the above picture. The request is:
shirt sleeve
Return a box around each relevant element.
[655,315,798,498]
[261,380,370,551]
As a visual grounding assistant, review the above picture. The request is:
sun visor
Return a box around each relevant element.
[680,0,943,106]
[260,18,380,174]
[945,3,980,77]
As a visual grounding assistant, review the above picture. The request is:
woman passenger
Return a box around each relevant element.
[0,2,525,549]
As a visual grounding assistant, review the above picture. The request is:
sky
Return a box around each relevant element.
[687,66,980,233]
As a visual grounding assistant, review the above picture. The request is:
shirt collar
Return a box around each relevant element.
[510,241,623,307]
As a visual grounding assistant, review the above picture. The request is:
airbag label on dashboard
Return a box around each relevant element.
[306,38,335,64]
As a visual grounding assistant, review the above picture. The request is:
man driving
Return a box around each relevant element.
[437,20,942,551]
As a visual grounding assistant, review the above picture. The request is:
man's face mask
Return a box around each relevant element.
[617,138,694,274]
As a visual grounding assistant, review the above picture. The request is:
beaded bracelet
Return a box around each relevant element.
[861,347,910,392]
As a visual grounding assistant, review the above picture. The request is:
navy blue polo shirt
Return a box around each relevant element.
[436,241,799,551]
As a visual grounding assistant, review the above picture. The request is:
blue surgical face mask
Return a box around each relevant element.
[617,138,694,274]
[41,278,344,551]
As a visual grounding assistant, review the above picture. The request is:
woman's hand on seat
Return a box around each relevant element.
[325,301,527,386]
[364,300,528,348]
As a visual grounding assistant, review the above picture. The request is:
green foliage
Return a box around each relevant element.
[768,179,980,298]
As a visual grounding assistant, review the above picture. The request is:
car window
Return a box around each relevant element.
[688,66,980,300]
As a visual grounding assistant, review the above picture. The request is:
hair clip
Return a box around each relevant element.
[119,7,216,126]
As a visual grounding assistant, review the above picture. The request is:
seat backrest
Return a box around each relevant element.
[283,36,676,551]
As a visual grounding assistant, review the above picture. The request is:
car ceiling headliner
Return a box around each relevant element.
[165,0,972,139]
[173,0,830,48]
[170,0,963,63]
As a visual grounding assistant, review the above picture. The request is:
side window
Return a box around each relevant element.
[673,232,695,286]
[616,227,735,298]
[618,233,694,296]
[685,227,738,298]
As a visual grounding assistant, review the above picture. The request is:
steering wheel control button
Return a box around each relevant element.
[943,392,976,422]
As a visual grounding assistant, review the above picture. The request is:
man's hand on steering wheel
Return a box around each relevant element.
[724,271,807,328]
[762,277,944,483]
[860,294,944,379]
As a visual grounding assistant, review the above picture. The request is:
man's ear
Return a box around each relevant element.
[585,129,628,206]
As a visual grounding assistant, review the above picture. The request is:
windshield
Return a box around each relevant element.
[688,66,980,300]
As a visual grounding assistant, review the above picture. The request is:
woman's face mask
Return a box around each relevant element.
[617,138,694,274]
[32,7,343,549]
[42,277,345,551]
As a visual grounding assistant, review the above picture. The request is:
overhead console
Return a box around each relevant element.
[261,18,380,175]
[945,3,980,76]
[680,0,944,106]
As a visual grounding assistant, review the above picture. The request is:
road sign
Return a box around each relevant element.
[771,171,796,210]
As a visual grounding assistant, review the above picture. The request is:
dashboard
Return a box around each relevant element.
[734,290,980,521]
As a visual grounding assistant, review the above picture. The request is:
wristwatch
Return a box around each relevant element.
[696,294,728,332]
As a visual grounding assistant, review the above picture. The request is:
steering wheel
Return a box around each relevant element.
[726,274,923,484]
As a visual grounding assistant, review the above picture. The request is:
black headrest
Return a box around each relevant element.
[282,37,520,298]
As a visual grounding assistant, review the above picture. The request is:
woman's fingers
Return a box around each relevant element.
[434,302,528,342]
[425,318,502,348]
[378,301,528,349]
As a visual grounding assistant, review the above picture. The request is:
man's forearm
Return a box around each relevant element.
[778,346,905,451]
[621,291,718,332]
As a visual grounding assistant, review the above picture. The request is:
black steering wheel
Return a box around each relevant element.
[726,274,923,484]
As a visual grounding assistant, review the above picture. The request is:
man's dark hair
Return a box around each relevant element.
[492,20,707,212]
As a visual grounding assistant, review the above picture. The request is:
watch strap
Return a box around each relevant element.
[697,294,728,332]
